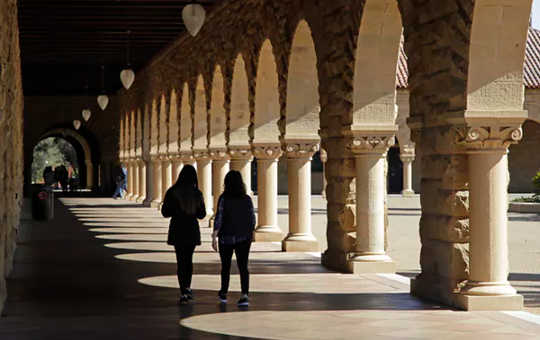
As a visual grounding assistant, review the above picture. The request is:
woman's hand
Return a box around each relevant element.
[211,230,218,252]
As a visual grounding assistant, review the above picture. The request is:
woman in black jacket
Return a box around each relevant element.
[212,170,256,306]
[161,165,206,304]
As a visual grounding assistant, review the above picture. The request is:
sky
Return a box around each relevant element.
[532,0,540,29]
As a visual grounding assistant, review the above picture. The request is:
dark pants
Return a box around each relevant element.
[219,240,251,295]
[174,244,196,294]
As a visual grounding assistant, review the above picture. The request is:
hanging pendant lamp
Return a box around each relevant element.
[182,3,206,37]
[120,30,135,90]
[73,120,81,130]
[97,65,109,110]
[82,109,92,122]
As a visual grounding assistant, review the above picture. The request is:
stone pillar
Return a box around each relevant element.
[320,149,327,198]
[150,157,162,208]
[85,159,94,190]
[126,160,134,200]
[161,157,172,202]
[252,144,283,242]
[195,151,213,218]
[229,147,253,196]
[348,133,396,273]
[132,160,140,201]
[456,125,524,310]
[210,149,230,215]
[143,159,153,207]
[171,156,183,184]
[400,146,415,196]
[137,160,146,203]
[282,141,319,252]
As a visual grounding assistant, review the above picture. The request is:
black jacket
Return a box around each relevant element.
[214,193,256,243]
[161,186,206,246]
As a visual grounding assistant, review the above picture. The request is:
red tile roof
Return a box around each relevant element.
[396,27,540,89]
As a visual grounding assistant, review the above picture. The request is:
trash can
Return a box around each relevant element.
[32,184,54,220]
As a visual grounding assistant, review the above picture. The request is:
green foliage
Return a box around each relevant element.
[31,137,79,183]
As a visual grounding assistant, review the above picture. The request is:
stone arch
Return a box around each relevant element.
[193,75,208,151]
[254,39,280,144]
[352,0,402,127]
[179,82,192,153]
[229,54,251,147]
[150,98,159,156]
[467,0,532,112]
[168,89,179,155]
[39,128,94,189]
[284,20,320,140]
[209,65,227,149]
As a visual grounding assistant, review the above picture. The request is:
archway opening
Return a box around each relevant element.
[31,137,81,190]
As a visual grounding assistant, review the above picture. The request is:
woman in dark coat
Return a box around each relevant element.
[161,165,206,304]
[212,170,256,306]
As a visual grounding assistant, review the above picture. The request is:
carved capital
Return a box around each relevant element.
[347,134,394,155]
[283,141,319,159]
[455,125,523,151]
[252,143,282,160]
[208,148,230,160]
[179,150,194,163]
[193,149,211,160]
[319,149,328,163]
[228,146,253,160]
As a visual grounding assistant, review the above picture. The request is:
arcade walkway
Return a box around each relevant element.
[1,197,539,339]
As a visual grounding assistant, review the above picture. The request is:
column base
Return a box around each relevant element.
[282,234,319,252]
[347,254,396,274]
[136,196,146,203]
[253,225,283,242]
[401,189,415,196]
[454,293,523,311]
[143,198,152,207]
[150,200,161,208]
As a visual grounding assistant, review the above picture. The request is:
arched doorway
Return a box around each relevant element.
[34,128,95,190]
[31,137,80,190]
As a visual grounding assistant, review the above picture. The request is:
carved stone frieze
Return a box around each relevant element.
[283,141,320,159]
[455,125,523,151]
[251,143,283,160]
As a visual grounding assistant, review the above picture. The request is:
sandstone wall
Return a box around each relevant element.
[0,0,24,314]
[509,119,540,192]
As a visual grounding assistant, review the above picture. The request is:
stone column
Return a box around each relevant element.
[85,159,94,190]
[126,160,134,200]
[137,160,146,203]
[210,149,230,215]
[400,146,415,196]
[132,160,140,201]
[320,149,327,198]
[456,125,523,310]
[252,144,283,242]
[150,157,162,208]
[194,151,213,218]
[229,147,253,196]
[171,156,183,184]
[348,133,396,273]
[282,141,319,252]
[161,156,172,202]
[143,159,153,207]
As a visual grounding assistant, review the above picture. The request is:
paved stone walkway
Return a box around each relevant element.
[1,196,539,339]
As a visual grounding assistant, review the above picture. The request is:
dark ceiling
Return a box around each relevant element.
[18,0,220,96]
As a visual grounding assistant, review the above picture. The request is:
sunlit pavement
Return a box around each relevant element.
[1,196,539,339]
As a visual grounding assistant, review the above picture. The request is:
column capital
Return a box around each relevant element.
[346,132,395,156]
[283,140,319,159]
[179,150,194,163]
[193,149,211,160]
[455,125,523,152]
[252,143,282,160]
[319,148,327,162]
[209,148,230,161]
[228,145,253,160]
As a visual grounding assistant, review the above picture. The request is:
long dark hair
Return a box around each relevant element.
[174,165,200,214]
[223,170,246,197]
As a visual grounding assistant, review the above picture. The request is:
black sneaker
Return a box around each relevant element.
[184,288,194,300]
[237,294,249,307]
[178,295,189,305]
[218,292,227,304]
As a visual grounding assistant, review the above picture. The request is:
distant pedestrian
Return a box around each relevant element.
[161,165,206,304]
[43,166,56,187]
[212,170,256,306]
[55,165,69,192]
[112,165,126,199]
